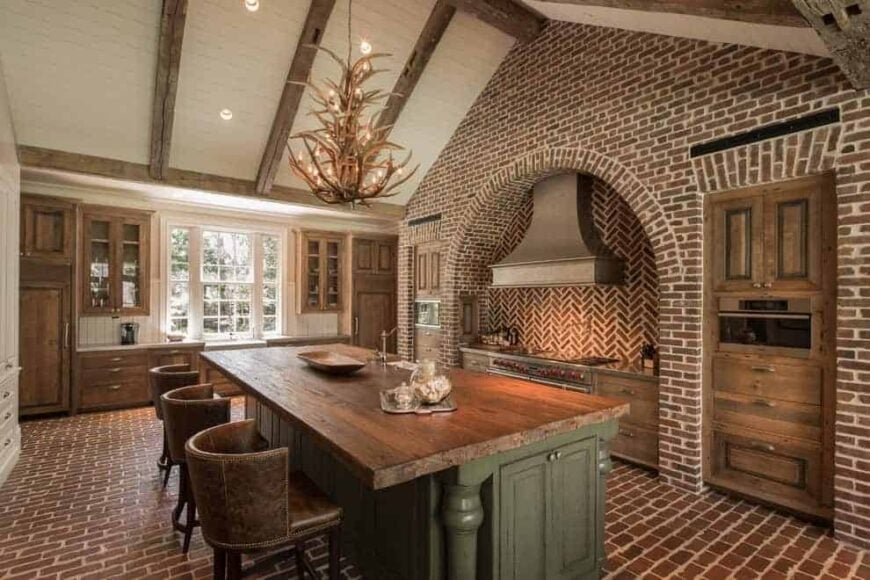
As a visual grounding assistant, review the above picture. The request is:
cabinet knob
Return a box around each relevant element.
[547,452,555,462]
[555,451,562,460]
[762,282,773,289]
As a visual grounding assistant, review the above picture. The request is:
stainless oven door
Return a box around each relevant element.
[718,311,812,350]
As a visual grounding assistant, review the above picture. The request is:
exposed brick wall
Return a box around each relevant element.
[485,177,658,361]
[399,21,870,548]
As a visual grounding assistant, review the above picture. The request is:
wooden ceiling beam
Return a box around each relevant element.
[18,146,404,219]
[377,0,457,132]
[536,0,809,27]
[255,0,336,196]
[149,0,188,181]
[791,0,870,89]
[446,0,545,42]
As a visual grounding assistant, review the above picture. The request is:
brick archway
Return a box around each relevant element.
[440,146,702,492]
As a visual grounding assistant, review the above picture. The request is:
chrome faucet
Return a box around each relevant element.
[377,327,398,365]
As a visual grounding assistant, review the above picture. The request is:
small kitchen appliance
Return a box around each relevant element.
[119,322,139,345]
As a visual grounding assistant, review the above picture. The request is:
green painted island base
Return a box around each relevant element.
[246,396,617,579]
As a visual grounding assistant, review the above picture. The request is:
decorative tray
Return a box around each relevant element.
[297,351,367,375]
[379,390,457,415]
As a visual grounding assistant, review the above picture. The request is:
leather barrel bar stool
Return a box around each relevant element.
[162,383,230,553]
[186,419,342,580]
[149,364,200,487]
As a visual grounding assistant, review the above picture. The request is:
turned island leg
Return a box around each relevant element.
[442,483,484,580]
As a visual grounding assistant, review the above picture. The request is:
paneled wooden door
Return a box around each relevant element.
[19,280,71,415]
[352,237,397,352]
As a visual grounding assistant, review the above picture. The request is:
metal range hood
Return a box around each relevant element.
[490,173,625,287]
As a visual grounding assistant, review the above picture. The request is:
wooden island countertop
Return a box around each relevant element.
[202,344,628,490]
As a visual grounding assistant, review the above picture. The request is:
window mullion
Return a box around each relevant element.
[253,233,264,339]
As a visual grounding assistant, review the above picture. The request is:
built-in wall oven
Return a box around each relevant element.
[717,297,812,353]
[415,300,441,328]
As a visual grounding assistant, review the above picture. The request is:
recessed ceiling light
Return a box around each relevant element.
[244,0,259,12]
[220,108,233,121]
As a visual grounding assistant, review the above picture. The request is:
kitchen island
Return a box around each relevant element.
[201,344,628,580]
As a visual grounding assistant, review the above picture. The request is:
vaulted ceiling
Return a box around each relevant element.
[0,0,859,218]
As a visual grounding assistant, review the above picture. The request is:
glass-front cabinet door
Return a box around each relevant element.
[81,207,151,315]
[710,195,764,292]
[299,232,343,313]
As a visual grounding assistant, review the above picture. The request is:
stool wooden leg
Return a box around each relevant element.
[182,469,196,554]
[295,540,306,579]
[227,553,242,580]
[158,431,174,489]
[213,548,226,580]
[329,526,341,580]
[172,464,187,525]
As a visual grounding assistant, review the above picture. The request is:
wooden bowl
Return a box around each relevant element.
[297,350,367,375]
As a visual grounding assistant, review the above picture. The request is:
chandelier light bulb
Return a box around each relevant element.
[244,0,259,12]
[219,108,233,121]
[360,39,372,55]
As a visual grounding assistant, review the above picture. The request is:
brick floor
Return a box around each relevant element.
[1,401,868,579]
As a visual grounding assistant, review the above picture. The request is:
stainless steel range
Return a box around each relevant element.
[487,355,619,393]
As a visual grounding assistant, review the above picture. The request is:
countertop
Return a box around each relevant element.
[459,345,658,382]
[76,334,352,353]
[202,344,628,490]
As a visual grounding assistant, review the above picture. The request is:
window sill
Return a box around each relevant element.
[203,339,268,351]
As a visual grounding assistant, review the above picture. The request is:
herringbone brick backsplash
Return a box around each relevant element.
[485,178,658,361]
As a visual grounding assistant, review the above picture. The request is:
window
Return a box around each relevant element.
[166,226,281,340]
[169,228,190,335]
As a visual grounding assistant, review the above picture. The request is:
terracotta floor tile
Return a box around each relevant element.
[2,402,869,579]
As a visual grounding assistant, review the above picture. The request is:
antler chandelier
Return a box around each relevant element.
[287,0,417,206]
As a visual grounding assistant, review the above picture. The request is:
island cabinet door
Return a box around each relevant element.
[547,438,598,579]
[499,437,598,580]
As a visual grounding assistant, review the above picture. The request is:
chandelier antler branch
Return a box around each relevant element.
[287,35,418,206]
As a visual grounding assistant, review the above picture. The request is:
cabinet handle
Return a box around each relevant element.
[752,282,762,289]
[753,398,776,408]
[109,368,122,373]
[762,282,773,289]
[354,317,359,336]
[555,451,562,460]
[169,350,180,355]
[749,441,775,453]
[547,452,556,462]
[619,429,635,438]
[106,384,122,391]
[751,365,775,373]
[619,388,635,396]
[64,322,70,349]
[110,357,123,362]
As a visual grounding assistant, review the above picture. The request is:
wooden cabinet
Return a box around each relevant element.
[710,174,830,293]
[76,349,151,411]
[461,351,491,374]
[200,356,242,397]
[704,173,836,520]
[148,344,202,372]
[415,242,441,298]
[414,327,440,362]
[299,231,343,312]
[19,282,71,415]
[596,373,659,469]
[20,195,75,263]
[80,205,152,316]
[499,437,598,579]
[353,237,395,276]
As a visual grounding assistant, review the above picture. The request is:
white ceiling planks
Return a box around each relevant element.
[0,0,161,163]
[522,1,828,56]
[273,0,437,190]
[169,0,310,180]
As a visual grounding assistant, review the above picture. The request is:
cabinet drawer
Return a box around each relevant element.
[79,351,148,370]
[611,423,658,468]
[80,379,149,410]
[149,349,198,370]
[416,345,439,361]
[81,365,147,387]
[713,392,821,441]
[596,376,659,429]
[712,357,821,405]
[709,427,826,517]
[415,329,440,349]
